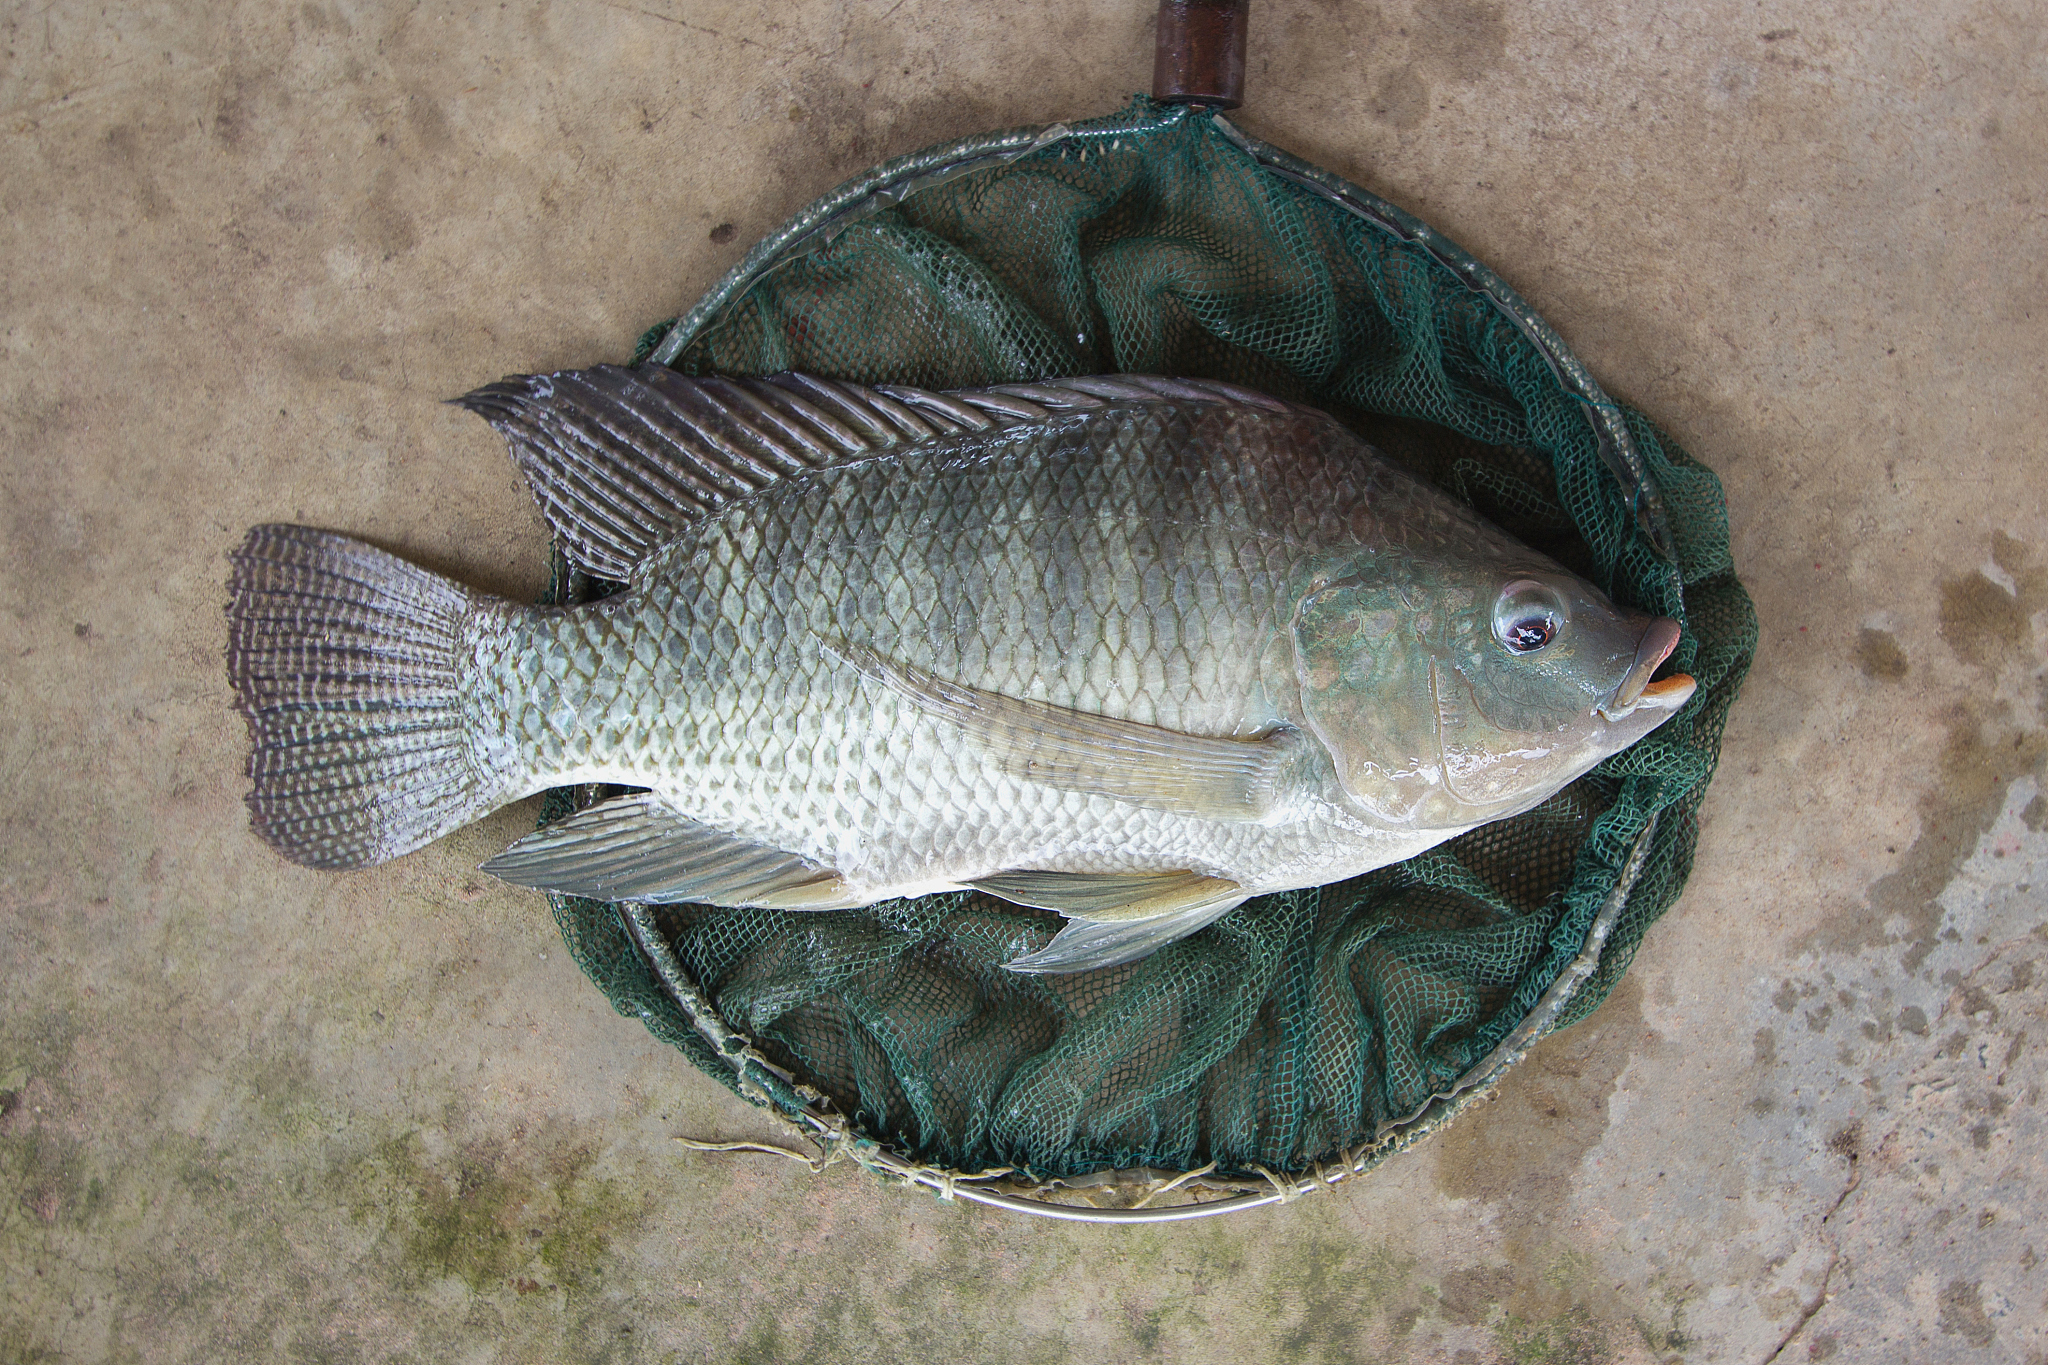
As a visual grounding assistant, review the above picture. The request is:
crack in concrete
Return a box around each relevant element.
[1758,1245,1839,1365]
[1758,1154,1862,1365]
[1818,1160,1863,1228]
[595,2,777,51]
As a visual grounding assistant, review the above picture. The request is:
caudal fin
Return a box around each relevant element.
[225,525,503,870]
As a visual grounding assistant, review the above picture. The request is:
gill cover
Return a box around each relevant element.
[1290,561,1467,829]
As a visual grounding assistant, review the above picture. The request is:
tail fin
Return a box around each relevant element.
[225,525,504,869]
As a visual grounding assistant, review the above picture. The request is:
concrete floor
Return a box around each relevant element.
[3,0,2044,1360]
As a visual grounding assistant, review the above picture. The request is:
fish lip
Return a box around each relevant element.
[1597,617,1690,721]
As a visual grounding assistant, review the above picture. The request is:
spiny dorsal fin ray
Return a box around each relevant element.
[455,365,1300,582]
[481,791,859,909]
[824,640,1302,822]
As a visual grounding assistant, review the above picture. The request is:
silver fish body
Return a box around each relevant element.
[228,369,1695,971]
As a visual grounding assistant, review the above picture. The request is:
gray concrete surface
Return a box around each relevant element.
[3,0,2044,1360]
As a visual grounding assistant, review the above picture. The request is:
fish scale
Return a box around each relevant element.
[471,402,1411,892]
[227,367,1696,971]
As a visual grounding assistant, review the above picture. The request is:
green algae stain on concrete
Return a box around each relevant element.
[350,1129,647,1295]
[1,1126,96,1232]
[1497,1306,1616,1365]
[243,1049,331,1147]
[401,1144,533,1290]
[731,1284,1067,1365]
[785,1291,888,1365]
[0,1008,85,1106]
[1632,1299,1694,1357]
[0,1042,111,1242]
[1466,1248,1688,1362]
[1437,1263,1515,1325]
[1265,1236,1420,1362]
[730,1317,789,1365]
[0,1324,62,1365]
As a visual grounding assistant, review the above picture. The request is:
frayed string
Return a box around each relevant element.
[1130,1161,1219,1210]
[1250,1163,1304,1203]
[675,1129,1020,1206]
[673,1136,829,1173]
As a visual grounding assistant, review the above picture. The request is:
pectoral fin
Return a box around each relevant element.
[828,641,1298,822]
[482,793,858,909]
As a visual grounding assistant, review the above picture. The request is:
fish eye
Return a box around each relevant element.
[1493,579,1567,655]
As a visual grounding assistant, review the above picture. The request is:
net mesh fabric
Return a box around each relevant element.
[548,98,1754,1181]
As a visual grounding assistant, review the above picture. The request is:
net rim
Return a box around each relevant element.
[553,97,1735,1213]
[603,816,1657,1221]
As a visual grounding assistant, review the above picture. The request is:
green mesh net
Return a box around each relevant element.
[545,98,1754,1185]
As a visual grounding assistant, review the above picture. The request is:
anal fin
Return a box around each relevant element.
[482,792,858,909]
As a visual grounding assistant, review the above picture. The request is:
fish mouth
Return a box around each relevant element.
[1597,617,1696,721]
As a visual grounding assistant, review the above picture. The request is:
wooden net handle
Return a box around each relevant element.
[1153,0,1248,109]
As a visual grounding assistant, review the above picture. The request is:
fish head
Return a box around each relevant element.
[1291,551,1696,830]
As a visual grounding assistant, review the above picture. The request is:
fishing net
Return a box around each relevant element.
[543,97,1753,1210]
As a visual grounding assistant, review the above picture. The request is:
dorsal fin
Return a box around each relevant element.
[454,365,1299,581]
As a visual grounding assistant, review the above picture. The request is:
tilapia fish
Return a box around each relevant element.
[227,368,1695,972]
